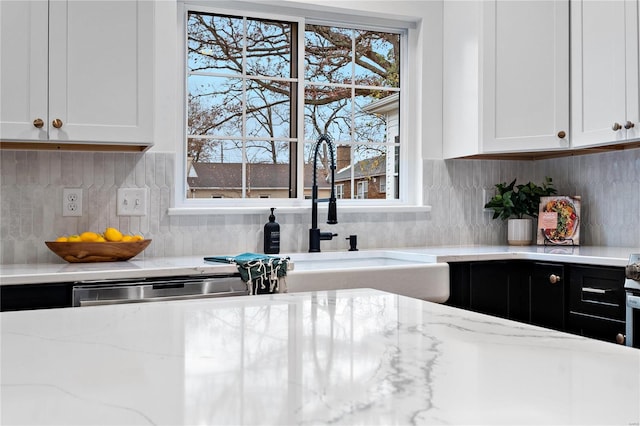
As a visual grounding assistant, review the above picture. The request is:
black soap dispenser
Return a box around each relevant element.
[264,207,280,254]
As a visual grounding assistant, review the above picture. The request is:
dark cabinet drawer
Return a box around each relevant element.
[568,265,625,321]
[567,312,626,345]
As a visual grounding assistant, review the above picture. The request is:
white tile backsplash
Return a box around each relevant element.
[1,148,639,264]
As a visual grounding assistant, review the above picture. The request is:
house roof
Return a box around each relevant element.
[361,93,399,114]
[335,154,387,182]
[187,162,331,189]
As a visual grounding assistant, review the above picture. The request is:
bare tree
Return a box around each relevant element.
[186,12,399,198]
[187,14,398,160]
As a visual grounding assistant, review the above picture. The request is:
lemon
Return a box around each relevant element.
[121,235,134,242]
[104,227,123,242]
[95,235,106,242]
[56,236,68,242]
[68,235,82,242]
[132,234,144,241]
[80,231,100,242]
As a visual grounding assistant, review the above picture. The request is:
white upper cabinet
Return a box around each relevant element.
[0,1,49,141]
[571,0,640,147]
[0,1,154,147]
[444,1,570,158]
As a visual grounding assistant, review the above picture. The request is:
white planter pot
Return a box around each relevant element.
[507,218,533,246]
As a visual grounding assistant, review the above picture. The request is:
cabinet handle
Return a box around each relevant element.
[615,333,625,345]
[33,118,44,128]
[581,287,608,294]
[557,131,566,139]
[549,274,561,284]
[624,121,635,130]
[52,118,63,129]
[612,122,622,131]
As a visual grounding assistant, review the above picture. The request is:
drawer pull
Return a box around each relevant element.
[549,274,561,284]
[582,287,608,294]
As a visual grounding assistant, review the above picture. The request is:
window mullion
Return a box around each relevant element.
[241,17,248,198]
[296,17,306,201]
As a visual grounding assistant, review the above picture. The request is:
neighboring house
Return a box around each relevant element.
[334,150,388,199]
[187,161,331,199]
[188,93,399,200]
[335,93,399,199]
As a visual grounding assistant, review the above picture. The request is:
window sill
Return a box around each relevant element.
[167,204,431,216]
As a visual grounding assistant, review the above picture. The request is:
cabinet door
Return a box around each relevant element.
[447,262,471,309]
[469,261,523,319]
[530,262,565,331]
[482,0,569,153]
[571,0,639,147]
[626,0,640,141]
[0,1,48,141]
[47,0,153,143]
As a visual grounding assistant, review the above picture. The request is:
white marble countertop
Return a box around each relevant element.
[1,245,638,285]
[1,288,638,425]
[392,244,639,266]
[0,255,239,285]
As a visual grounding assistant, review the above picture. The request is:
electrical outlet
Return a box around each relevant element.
[117,188,147,216]
[62,188,83,217]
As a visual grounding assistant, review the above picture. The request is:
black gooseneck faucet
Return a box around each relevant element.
[309,134,338,252]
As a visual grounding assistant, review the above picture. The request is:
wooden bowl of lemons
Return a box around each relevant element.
[46,228,151,263]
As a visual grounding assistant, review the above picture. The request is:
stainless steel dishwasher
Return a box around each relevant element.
[72,273,247,307]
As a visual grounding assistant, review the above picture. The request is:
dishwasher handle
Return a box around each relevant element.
[152,283,185,290]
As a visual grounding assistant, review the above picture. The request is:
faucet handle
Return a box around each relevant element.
[319,231,337,241]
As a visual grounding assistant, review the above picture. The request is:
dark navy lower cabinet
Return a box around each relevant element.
[1,283,72,311]
[448,260,626,345]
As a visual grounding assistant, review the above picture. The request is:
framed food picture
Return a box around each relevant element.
[537,196,581,245]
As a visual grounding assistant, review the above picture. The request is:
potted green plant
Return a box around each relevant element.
[484,177,557,245]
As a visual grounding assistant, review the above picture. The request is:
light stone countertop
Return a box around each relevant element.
[1,288,638,425]
[0,255,239,285]
[1,245,638,286]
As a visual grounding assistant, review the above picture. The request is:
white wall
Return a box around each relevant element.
[2,0,638,264]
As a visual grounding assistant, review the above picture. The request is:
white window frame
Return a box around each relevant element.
[171,1,425,215]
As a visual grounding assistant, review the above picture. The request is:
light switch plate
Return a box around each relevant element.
[117,188,147,216]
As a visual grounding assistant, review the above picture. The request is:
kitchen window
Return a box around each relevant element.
[179,3,415,210]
